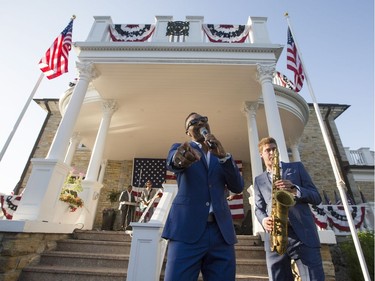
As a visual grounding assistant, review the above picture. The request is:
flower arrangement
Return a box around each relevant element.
[59,170,85,212]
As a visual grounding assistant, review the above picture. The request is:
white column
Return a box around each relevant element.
[243,102,263,180]
[64,132,81,165]
[13,62,97,222]
[85,100,118,181]
[257,63,288,162]
[79,100,118,229]
[290,142,301,162]
[242,101,264,235]
[47,62,98,161]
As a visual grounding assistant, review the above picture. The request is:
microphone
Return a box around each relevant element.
[200,127,216,149]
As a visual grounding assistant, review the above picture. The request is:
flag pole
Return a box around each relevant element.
[0,73,44,162]
[284,12,370,281]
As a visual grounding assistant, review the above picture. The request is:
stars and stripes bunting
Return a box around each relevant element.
[273,71,294,90]
[202,24,250,43]
[109,24,155,42]
[0,193,22,220]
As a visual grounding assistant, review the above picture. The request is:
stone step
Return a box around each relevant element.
[236,235,264,246]
[56,239,131,254]
[73,229,132,242]
[19,265,126,281]
[20,265,268,281]
[236,259,268,276]
[39,249,266,274]
[19,230,269,281]
[235,245,265,259]
[40,251,129,268]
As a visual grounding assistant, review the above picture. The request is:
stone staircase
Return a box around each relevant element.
[18,229,268,281]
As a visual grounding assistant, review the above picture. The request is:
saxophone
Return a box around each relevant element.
[270,148,296,255]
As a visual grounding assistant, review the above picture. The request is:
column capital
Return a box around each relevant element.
[102,99,118,116]
[76,61,99,80]
[256,63,276,83]
[243,101,259,113]
[242,101,259,118]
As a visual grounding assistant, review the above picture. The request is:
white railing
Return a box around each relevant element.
[345,147,374,166]
[86,16,270,45]
[126,184,177,281]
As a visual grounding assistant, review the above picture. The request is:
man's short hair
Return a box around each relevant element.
[258,137,277,153]
[185,112,198,129]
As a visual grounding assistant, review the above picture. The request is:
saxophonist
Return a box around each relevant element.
[254,137,324,281]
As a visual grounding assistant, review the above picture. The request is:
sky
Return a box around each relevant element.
[0,0,373,195]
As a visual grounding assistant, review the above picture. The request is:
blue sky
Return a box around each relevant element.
[0,0,373,194]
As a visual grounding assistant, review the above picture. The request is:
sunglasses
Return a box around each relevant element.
[186,116,208,131]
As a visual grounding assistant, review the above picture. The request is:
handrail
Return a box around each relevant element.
[126,184,177,281]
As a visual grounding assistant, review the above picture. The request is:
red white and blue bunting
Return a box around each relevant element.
[310,204,367,234]
[202,24,250,43]
[273,71,294,90]
[0,193,21,219]
[109,24,155,42]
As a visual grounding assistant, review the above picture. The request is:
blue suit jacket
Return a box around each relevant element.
[162,142,244,245]
[254,162,322,249]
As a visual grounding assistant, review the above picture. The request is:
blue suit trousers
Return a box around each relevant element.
[164,221,236,281]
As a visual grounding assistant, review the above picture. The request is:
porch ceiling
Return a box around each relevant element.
[71,63,305,163]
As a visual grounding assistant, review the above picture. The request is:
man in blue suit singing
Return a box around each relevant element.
[254,137,325,281]
[162,112,244,281]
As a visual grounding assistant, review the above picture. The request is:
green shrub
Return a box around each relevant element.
[340,231,374,281]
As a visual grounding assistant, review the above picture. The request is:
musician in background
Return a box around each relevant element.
[254,137,324,281]
[119,185,136,230]
[140,180,156,222]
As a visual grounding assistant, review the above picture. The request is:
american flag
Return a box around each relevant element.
[132,158,166,188]
[39,17,74,79]
[287,27,304,92]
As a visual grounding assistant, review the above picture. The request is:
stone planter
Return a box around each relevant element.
[101,208,116,230]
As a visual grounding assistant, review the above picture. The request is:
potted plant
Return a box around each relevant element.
[59,171,84,212]
[101,189,121,230]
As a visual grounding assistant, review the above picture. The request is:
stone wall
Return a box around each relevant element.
[93,160,133,229]
[0,232,70,281]
[299,107,338,199]
[356,181,374,202]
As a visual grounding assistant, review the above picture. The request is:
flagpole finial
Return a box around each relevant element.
[71,15,76,20]
[284,12,289,18]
